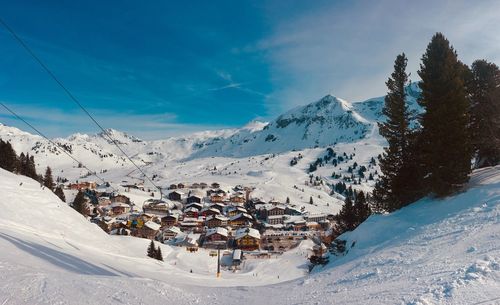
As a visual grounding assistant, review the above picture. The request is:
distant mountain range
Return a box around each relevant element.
[0,83,422,176]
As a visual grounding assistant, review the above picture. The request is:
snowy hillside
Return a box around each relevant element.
[1,165,498,304]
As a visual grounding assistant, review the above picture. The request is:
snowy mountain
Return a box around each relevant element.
[0,88,419,211]
[1,165,498,304]
[189,94,372,158]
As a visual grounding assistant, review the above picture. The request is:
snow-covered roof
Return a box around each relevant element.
[235,227,260,240]
[206,227,228,237]
[267,205,286,211]
[162,226,181,234]
[230,213,253,221]
[110,202,130,208]
[206,214,229,221]
[184,207,199,213]
[144,221,161,231]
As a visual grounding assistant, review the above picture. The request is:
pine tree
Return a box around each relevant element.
[155,246,163,261]
[286,197,290,204]
[468,60,500,168]
[0,140,18,172]
[338,196,356,232]
[417,33,472,197]
[43,166,54,190]
[72,191,87,215]
[353,191,371,226]
[20,153,38,180]
[309,196,313,205]
[373,53,416,212]
[147,240,156,258]
[54,186,66,202]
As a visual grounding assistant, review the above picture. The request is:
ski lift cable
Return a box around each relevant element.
[0,17,162,199]
[0,101,115,191]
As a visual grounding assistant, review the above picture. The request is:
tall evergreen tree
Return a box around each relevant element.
[373,53,415,211]
[0,140,18,172]
[54,186,66,202]
[155,246,164,261]
[147,240,156,258]
[43,166,55,190]
[469,60,500,168]
[354,191,371,226]
[72,191,87,215]
[20,153,38,180]
[417,33,472,197]
[338,196,356,232]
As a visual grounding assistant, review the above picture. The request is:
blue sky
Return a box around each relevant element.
[1,0,500,139]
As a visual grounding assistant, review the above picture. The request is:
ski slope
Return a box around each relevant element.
[1,165,499,304]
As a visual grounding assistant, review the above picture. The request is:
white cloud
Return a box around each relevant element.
[256,0,500,113]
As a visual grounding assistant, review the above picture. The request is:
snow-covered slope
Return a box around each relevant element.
[1,165,499,304]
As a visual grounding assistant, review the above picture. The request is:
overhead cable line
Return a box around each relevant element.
[0,101,115,192]
[0,17,162,199]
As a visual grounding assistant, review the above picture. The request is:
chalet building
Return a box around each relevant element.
[98,197,111,206]
[306,221,321,231]
[161,214,179,227]
[168,190,184,201]
[172,233,200,250]
[267,205,285,216]
[204,227,229,248]
[209,202,225,213]
[267,215,284,225]
[111,194,130,204]
[227,206,247,217]
[229,213,253,228]
[183,207,199,218]
[185,202,203,211]
[179,218,204,233]
[200,207,221,217]
[97,216,115,233]
[122,184,145,191]
[285,206,303,216]
[305,213,328,223]
[235,228,261,250]
[137,221,161,239]
[69,181,97,190]
[210,193,225,203]
[191,183,200,189]
[159,226,182,242]
[230,194,245,203]
[211,182,220,189]
[177,183,186,189]
[284,216,307,231]
[169,184,178,190]
[143,200,174,216]
[187,195,202,204]
[206,214,229,228]
[199,182,208,189]
[206,188,226,196]
[293,220,307,231]
[109,202,131,215]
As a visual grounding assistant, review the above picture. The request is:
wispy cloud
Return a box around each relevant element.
[254,0,500,113]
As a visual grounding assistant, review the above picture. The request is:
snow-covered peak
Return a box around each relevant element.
[242,120,269,132]
[96,128,143,144]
